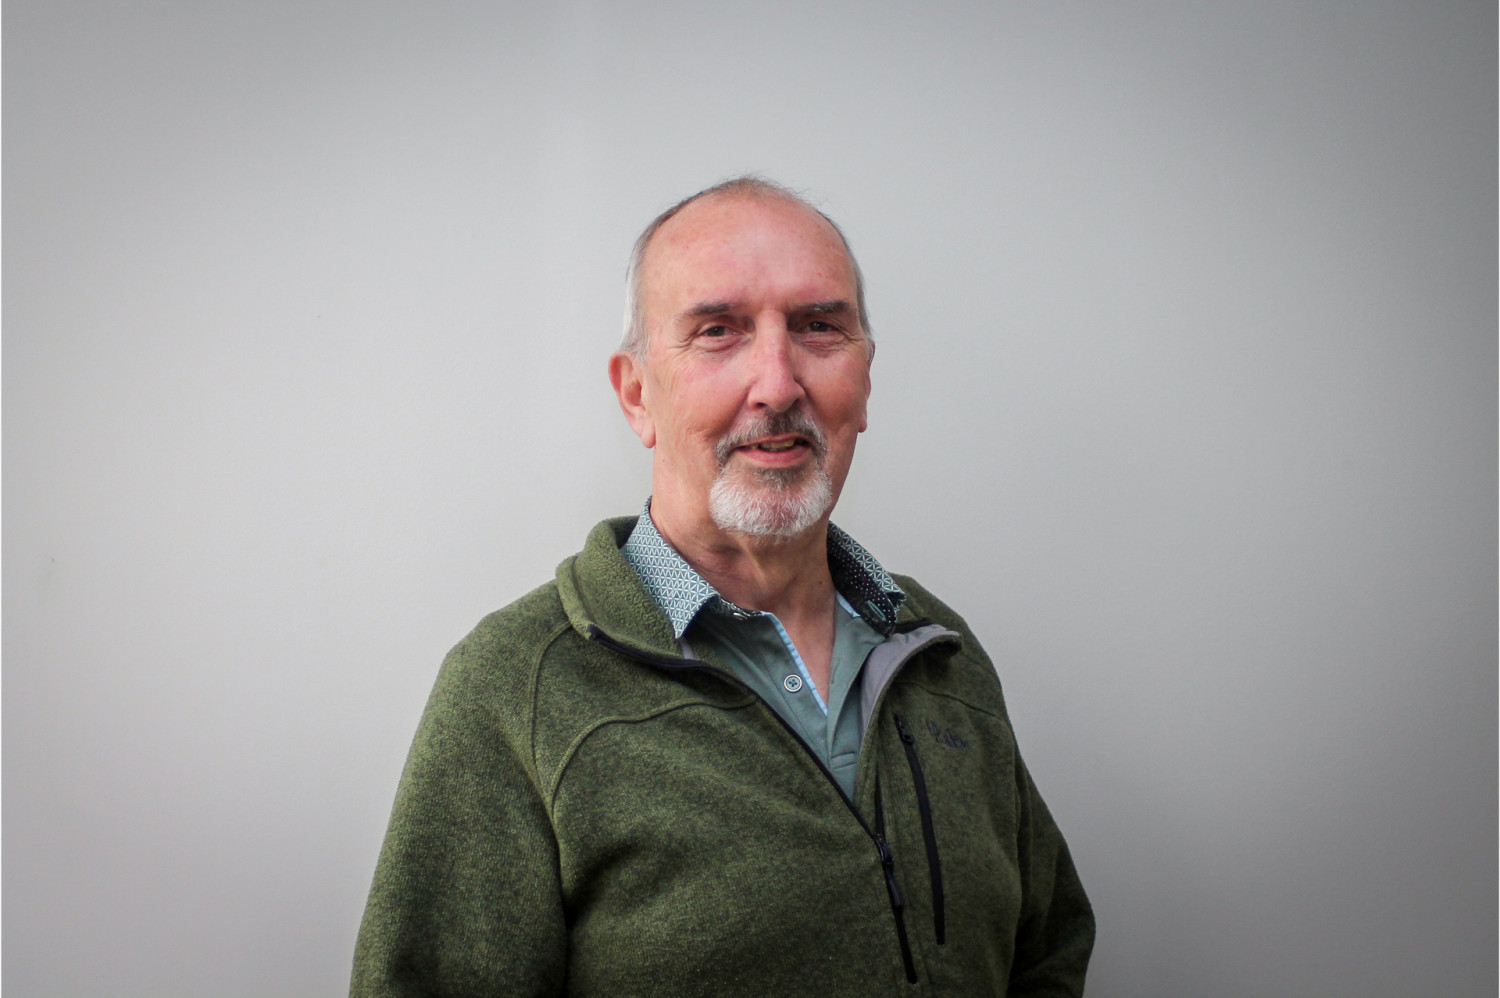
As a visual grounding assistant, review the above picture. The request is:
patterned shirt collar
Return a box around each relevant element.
[621,498,905,639]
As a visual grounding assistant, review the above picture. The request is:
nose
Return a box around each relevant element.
[746,324,806,413]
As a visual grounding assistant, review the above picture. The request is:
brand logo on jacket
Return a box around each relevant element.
[926,719,967,749]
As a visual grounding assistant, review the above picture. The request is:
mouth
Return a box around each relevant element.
[715,411,828,468]
[742,435,810,454]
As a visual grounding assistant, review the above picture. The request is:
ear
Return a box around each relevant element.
[609,351,656,448]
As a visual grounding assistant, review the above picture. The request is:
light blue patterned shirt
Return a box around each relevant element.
[621,500,904,797]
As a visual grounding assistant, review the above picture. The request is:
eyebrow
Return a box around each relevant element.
[802,300,853,316]
[679,299,853,320]
[682,301,739,320]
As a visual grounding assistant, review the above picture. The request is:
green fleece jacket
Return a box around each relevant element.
[352,518,1093,996]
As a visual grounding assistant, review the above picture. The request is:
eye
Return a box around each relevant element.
[692,323,741,349]
[802,319,847,338]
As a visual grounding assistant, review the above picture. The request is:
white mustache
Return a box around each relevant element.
[714,410,827,466]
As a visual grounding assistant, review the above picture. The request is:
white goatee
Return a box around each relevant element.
[707,409,833,539]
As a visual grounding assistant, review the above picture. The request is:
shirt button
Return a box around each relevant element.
[783,675,803,693]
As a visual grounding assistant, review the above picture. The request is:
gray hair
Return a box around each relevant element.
[619,176,874,361]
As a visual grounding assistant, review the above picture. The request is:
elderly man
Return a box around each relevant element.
[352,178,1094,996]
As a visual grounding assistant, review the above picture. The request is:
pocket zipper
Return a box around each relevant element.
[895,713,945,945]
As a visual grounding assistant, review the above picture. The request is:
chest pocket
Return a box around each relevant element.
[878,691,1025,978]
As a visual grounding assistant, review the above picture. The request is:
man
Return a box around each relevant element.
[352,178,1094,996]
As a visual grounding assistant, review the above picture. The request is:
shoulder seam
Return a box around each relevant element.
[901,678,1011,724]
[542,700,754,810]
[529,620,575,781]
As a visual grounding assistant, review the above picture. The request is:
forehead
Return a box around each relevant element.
[639,195,857,317]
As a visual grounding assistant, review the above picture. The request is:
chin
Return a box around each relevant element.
[708,466,834,539]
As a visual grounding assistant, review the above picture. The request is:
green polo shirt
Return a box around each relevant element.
[620,501,904,799]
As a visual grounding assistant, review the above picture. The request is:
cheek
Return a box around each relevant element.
[675,373,742,429]
[652,382,738,453]
[834,370,871,433]
[827,393,869,455]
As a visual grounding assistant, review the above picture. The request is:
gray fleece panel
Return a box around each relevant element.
[858,624,961,737]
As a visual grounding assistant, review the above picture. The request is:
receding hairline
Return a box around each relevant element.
[620,176,873,360]
[638,192,855,317]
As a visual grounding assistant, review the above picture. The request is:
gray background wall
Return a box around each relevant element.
[6,1,1494,995]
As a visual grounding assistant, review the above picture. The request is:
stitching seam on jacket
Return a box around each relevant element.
[900,681,1011,724]
[543,700,756,809]
[529,620,575,781]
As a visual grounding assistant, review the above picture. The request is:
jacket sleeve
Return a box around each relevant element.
[351,627,567,997]
[1006,753,1096,997]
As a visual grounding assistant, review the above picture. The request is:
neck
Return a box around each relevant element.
[649,494,836,622]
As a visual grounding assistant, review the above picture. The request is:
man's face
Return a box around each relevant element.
[612,194,872,540]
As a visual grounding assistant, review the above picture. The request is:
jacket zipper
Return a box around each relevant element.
[874,779,919,983]
[894,714,945,945]
[586,625,921,986]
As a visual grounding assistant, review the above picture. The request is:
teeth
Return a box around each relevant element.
[756,440,798,452]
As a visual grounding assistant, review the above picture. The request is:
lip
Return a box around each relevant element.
[732,434,814,466]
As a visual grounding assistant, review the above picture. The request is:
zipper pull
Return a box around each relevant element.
[874,833,905,910]
[895,714,915,745]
